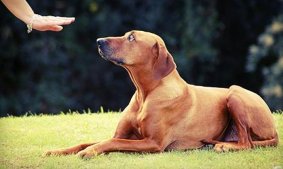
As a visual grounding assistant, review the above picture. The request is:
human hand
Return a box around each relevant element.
[29,14,75,32]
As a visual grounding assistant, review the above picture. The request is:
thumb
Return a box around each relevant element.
[49,25,63,32]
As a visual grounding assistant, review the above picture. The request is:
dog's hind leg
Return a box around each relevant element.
[213,86,253,152]
[213,85,278,152]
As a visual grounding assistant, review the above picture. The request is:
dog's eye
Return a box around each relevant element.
[128,34,135,42]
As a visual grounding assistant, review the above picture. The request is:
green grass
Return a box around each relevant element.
[0,112,282,169]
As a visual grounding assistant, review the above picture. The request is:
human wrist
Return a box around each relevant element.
[22,12,35,24]
[26,14,39,33]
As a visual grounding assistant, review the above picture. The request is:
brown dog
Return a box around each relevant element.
[45,30,278,159]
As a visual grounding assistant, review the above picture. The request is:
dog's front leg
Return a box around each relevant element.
[44,142,99,156]
[77,138,163,159]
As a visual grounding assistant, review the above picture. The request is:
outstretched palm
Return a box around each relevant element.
[32,14,75,32]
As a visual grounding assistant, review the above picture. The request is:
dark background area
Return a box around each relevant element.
[0,0,282,116]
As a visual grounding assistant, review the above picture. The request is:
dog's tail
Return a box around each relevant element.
[252,132,279,147]
[201,130,279,148]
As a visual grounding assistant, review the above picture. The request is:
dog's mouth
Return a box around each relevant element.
[112,58,125,65]
[98,48,107,60]
[98,48,124,65]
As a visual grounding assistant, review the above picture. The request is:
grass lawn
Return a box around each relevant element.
[0,112,282,169]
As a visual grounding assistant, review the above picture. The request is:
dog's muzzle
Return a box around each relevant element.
[96,38,125,65]
[97,38,108,59]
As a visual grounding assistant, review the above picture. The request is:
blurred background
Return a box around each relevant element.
[0,0,282,116]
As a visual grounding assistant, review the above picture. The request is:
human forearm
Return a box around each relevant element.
[1,0,34,24]
[1,0,75,32]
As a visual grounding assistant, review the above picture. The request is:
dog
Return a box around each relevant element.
[45,30,278,159]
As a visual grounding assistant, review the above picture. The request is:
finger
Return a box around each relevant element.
[59,19,74,25]
[60,17,75,22]
[66,17,75,23]
[48,18,75,26]
[53,16,75,23]
[43,16,75,25]
[59,17,75,24]
[48,25,63,32]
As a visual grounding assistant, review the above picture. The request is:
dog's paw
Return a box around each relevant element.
[43,150,66,157]
[213,143,231,152]
[214,142,252,152]
[43,150,56,157]
[77,149,98,159]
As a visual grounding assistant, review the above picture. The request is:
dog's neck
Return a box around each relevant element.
[124,66,178,103]
[125,66,159,97]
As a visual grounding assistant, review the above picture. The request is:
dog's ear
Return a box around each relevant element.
[152,42,176,79]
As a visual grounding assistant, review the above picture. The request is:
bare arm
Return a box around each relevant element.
[1,0,75,32]
[2,0,34,24]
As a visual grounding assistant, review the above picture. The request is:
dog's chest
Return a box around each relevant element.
[134,111,147,136]
[131,107,157,138]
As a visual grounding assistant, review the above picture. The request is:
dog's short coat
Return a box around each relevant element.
[45,30,278,159]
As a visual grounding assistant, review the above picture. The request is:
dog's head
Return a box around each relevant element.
[97,30,176,79]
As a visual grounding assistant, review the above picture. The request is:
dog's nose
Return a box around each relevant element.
[97,38,107,47]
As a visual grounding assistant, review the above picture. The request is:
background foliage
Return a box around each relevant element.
[0,0,282,116]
